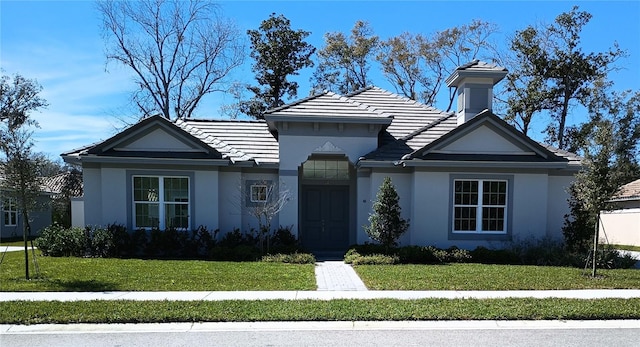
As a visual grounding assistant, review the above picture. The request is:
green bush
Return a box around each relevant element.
[86,226,115,258]
[350,253,399,265]
[364,177,409,248]
[470,246,520,264]
[261,252,315,264]
[35,224,86,257]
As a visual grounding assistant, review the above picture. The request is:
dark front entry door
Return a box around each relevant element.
[300,185,349,253]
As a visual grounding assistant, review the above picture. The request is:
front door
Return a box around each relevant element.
[300,185,349,253]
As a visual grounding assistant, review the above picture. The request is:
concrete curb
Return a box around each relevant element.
[2,289,640,302]
[2,320,640,334]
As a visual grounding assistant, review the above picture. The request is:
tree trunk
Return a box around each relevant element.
[22,209,31,280]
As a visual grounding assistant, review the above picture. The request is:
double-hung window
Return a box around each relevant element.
[3,198,17,227]
[453,179,507,233]
[133,176,189,230]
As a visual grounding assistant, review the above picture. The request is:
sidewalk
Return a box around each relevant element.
[2,260,640,301]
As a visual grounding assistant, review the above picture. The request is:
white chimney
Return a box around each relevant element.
[445,60,508,125]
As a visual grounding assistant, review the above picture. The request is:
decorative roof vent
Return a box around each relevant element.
[445,60,508,125]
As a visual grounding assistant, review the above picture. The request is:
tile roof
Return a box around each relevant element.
[611,179,640,202]
[347,87,452,142]
[265,91,390,119]
[42,172,83,197]
[61,83,580,169]
[175,118,279,164]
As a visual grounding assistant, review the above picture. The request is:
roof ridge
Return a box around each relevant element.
[350,86,451,115]
[264,90,330,114]
[179,118,267,124]
[330,91,391,118]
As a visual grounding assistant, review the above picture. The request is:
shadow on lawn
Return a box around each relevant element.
[47,279,119,292]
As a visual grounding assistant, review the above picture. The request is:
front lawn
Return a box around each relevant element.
[2,298,639,324]
[354,263,640,290]
[0,251,316,291]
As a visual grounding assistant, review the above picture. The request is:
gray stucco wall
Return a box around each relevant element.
[394,169,571,249]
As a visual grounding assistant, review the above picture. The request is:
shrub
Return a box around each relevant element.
[447,246,472,263]
[109,224,131,257]
[470,246,520,264]
[397,245,439,264]
[261,252,316,264]
[86,226,115,258]
[350,254,399,265]
[268,226,301,254]
[34,224,86,257]
[364,177,409,249]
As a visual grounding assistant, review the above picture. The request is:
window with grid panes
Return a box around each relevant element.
[453,179,507,233]
[133,176,189,230]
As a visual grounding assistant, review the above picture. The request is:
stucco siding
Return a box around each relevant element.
[194,170,219,231]
[511,174,549,241]
[218,170,241,233]
[82,166,103,227]
[411,171,450,247]
[547,174,573,239]
[100,167,127,226]
[600,209,640,246]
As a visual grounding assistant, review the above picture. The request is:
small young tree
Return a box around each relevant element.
[364,177,409,249]
[243,180,290,253]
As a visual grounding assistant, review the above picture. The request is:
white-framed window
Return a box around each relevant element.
[453,179,507,233]
[250,184,268,203]
[133,176,189,230]
[3,198,17,227]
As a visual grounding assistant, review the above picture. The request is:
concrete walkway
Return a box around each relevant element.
[315,261,367,291]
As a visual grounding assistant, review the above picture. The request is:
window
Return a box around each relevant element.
[302,159,349,180]
[133,176,189,230]
[251,184,267,202]
[3,198,17,227]
[453,179,507,233]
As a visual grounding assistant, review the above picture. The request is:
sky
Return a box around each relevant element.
[1,0,639,160]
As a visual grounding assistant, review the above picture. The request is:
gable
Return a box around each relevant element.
[411,111,565,163]
[115,127,201,152]
[86,115,222,159]
[436,124,532,155]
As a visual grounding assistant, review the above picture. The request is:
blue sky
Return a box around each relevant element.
[1,0,639,159]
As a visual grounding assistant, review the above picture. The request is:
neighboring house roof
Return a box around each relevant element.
[42,172,83,197]
[611,179,640,202]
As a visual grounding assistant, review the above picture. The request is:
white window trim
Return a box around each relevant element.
[250,184,268,203]
[3,198,18,227]
[452,179,508,234]
[132,175,190,230]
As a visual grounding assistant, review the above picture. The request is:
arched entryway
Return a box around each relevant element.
[299,156,354,255]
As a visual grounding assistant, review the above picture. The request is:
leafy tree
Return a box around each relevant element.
[1,73,48,279]
[0,73,47,131]
[500,27,554,136]
[98,0,244,120]
[311,21,379,94]
[240,13,315,119]
[364,177,409,249]
[563,83,640,254]
[377,20,498,109]
[506,6,624,149]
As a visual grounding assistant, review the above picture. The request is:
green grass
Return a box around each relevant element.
[1,298,639,324]
[354,263,640,290]
[0,240,30,247]
[611,244,640,252]
[0,251,316,291]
